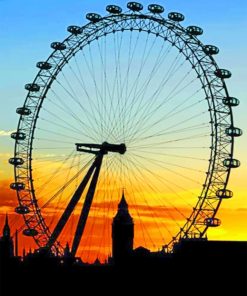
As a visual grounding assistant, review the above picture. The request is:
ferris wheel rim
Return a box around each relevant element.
[11,8,237,253]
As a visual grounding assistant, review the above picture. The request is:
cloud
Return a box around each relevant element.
[236,208,247,212]
[91,201,191,220]
[0,206,14,214]
[0,130,14,136]
[0,179,17,209]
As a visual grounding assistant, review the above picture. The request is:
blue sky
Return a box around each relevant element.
[0,0,247,241]
[1,0,246,167]
[1,0,246,128]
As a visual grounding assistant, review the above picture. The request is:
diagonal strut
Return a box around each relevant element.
[46,142,126,254]
[71,153,103,256]
[46,155,100,249]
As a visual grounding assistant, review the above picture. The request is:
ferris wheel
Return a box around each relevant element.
[9,2,242,260]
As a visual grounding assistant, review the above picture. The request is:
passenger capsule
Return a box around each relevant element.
[216,189,233,199]
[9,157,24,166]
[10,182,25,191]
[86,13,102,23]
[106,5,122,14]
[225,127,243,137]
[36,61,52,70]
[186,26,203,36]
[223,158,241,168]
[16,107,32,116]
[25,83,40,92]
[23,229,38,237]
[148,4,164,14]
[204,217,221,227]
[15,206,30,214]
[51,42,66,51]
[222,97,240,107]
[214,69,232,79]
[203,45,219,55]
[67,25,83,35]
[168,12,185,22]
[127,2,143,11]
[11,132,26,141]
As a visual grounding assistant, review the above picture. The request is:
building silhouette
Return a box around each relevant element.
[112,191,134,264]
[0,207,246,295]
[0,214,14,260]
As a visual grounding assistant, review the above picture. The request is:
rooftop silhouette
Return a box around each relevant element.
[0,201,246,295]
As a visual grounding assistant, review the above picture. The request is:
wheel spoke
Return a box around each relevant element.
[12,12,235,261]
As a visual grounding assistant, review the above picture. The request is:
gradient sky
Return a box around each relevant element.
[0,0,247,259]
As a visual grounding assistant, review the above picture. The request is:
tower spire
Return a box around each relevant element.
[3,213,10,238]
[0,213,14,258]
[118,189,128,210]
[112,192,134,263]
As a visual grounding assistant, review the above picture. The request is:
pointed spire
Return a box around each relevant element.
[118,189,128,210]
[114,190,133,224]
[112,191,134,262]
[3,213,10,237]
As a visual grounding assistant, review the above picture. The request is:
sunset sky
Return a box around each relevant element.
[0,0,246,262]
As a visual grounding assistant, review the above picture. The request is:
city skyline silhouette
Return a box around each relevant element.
[0,1,246,295]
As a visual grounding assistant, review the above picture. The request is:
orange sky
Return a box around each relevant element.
[0,0,246,267]
[0,166,247,263]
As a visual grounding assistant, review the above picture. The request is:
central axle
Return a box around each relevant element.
[75,142,126,155]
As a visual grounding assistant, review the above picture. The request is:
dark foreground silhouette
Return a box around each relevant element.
[1,239,246,296]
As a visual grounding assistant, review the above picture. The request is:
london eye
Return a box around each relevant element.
[9,2,242,261]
